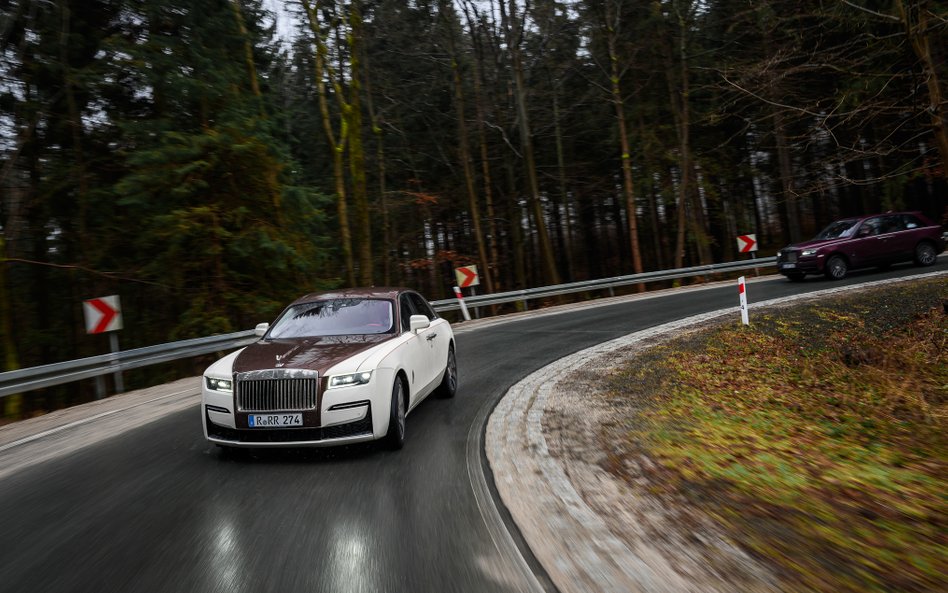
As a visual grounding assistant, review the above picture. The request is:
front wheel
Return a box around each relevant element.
[436,346,458,398]
[825,255,848,280]
[914,242,937,266]
[385,378,406,450]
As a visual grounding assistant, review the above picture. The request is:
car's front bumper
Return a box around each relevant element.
[204,407,376,447]
[778,256,823,275]
[201,369,395,448]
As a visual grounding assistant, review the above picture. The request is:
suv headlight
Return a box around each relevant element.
[801,249,818,257]
[205,377,233,392]
[328,371,373,388]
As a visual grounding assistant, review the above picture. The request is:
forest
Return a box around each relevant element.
[1,0,946,405]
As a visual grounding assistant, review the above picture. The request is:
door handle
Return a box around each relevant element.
[426,333,437,341]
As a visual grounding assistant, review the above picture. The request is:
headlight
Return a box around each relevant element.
[205,377,233,392]
[328,371,372,388]
[776,250,782,257]
[801,249,818,257]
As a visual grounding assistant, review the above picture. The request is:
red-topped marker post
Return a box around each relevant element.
[453,286,471,322]
[738,277,749,325]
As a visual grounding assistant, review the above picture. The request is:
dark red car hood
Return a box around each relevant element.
[233,334,393,376]
[784,237,849,251]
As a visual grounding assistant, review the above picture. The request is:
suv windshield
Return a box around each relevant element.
[267,298,394,338]
[814,219,859,240]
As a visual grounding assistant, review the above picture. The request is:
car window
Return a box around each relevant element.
[399,295,415,333]
[408,293,437,321]
[815,219,858,239]
[880,215,905,234]
[902,214,923,229]
[268,298,394,338]
[857,217,882,237]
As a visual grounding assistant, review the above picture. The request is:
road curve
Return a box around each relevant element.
[0,263,943,593]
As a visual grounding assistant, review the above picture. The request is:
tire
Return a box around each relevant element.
[435,345,458,398]
[385,378,406,450]
[825,255,848,280]
[914,242,937,266]
[786,272,806,282]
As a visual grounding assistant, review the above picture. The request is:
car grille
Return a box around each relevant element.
[235,369,319,412]
[781,251,798,263]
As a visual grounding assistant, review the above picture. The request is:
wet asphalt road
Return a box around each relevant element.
[0,265,942,593]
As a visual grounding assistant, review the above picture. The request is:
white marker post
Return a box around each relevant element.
[738,276,749,325]
[453,286,472,321]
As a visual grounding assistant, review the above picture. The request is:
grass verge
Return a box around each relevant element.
[607,278,947,592]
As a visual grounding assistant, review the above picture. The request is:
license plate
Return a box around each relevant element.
[781,263,796,269]
[248,413,302,428]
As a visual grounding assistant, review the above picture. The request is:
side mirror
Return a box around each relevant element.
[409,314,430,333]
[254,322,270,337]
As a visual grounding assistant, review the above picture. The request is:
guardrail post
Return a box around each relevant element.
[109,333,125,394]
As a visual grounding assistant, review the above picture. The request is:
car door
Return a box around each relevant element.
[408,292,447,393]
[889,214,921,261]
[397,294,429,408]
[849,216,886,267]
[879,214,912,263]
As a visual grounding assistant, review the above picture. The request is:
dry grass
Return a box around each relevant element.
[607,278,948,593]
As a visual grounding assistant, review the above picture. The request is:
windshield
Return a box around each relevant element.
[267,298,395,338]
[814,219,859,240]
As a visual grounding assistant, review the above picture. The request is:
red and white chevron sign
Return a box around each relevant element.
[454,265,480,288]
[736,234,758,253]
[83,295,123,334]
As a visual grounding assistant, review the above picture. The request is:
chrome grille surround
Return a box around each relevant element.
[235,369,319,412]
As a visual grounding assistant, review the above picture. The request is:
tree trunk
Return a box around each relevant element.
[60,3,90,264]
[467,15,502,291]
[551,91,574,281]
[360,37,390,285]
[228,0,263,108]
[501,0,561,287]
[347,1,372,286]
[605,1,644,287]
[774,108,802,243]
[302,0,355,285]
[442,0,494,295]
[895,0,948,177]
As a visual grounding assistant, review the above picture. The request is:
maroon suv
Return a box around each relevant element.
[776,212,945,281]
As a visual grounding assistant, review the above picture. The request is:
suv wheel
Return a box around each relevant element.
[914,242,937,266]
[825,255,848,280]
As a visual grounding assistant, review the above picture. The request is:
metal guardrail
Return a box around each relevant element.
[0,257,775,399]
[0,330,257,399]
[430,257,776,311]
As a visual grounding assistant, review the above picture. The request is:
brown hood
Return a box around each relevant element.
[233,334,393,376]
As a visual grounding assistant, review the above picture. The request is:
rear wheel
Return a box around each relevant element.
[914,242,937,266]
[436,346,457,398]
[786,272,806,282]
[385,378,406,450]
[825,255,848,280]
